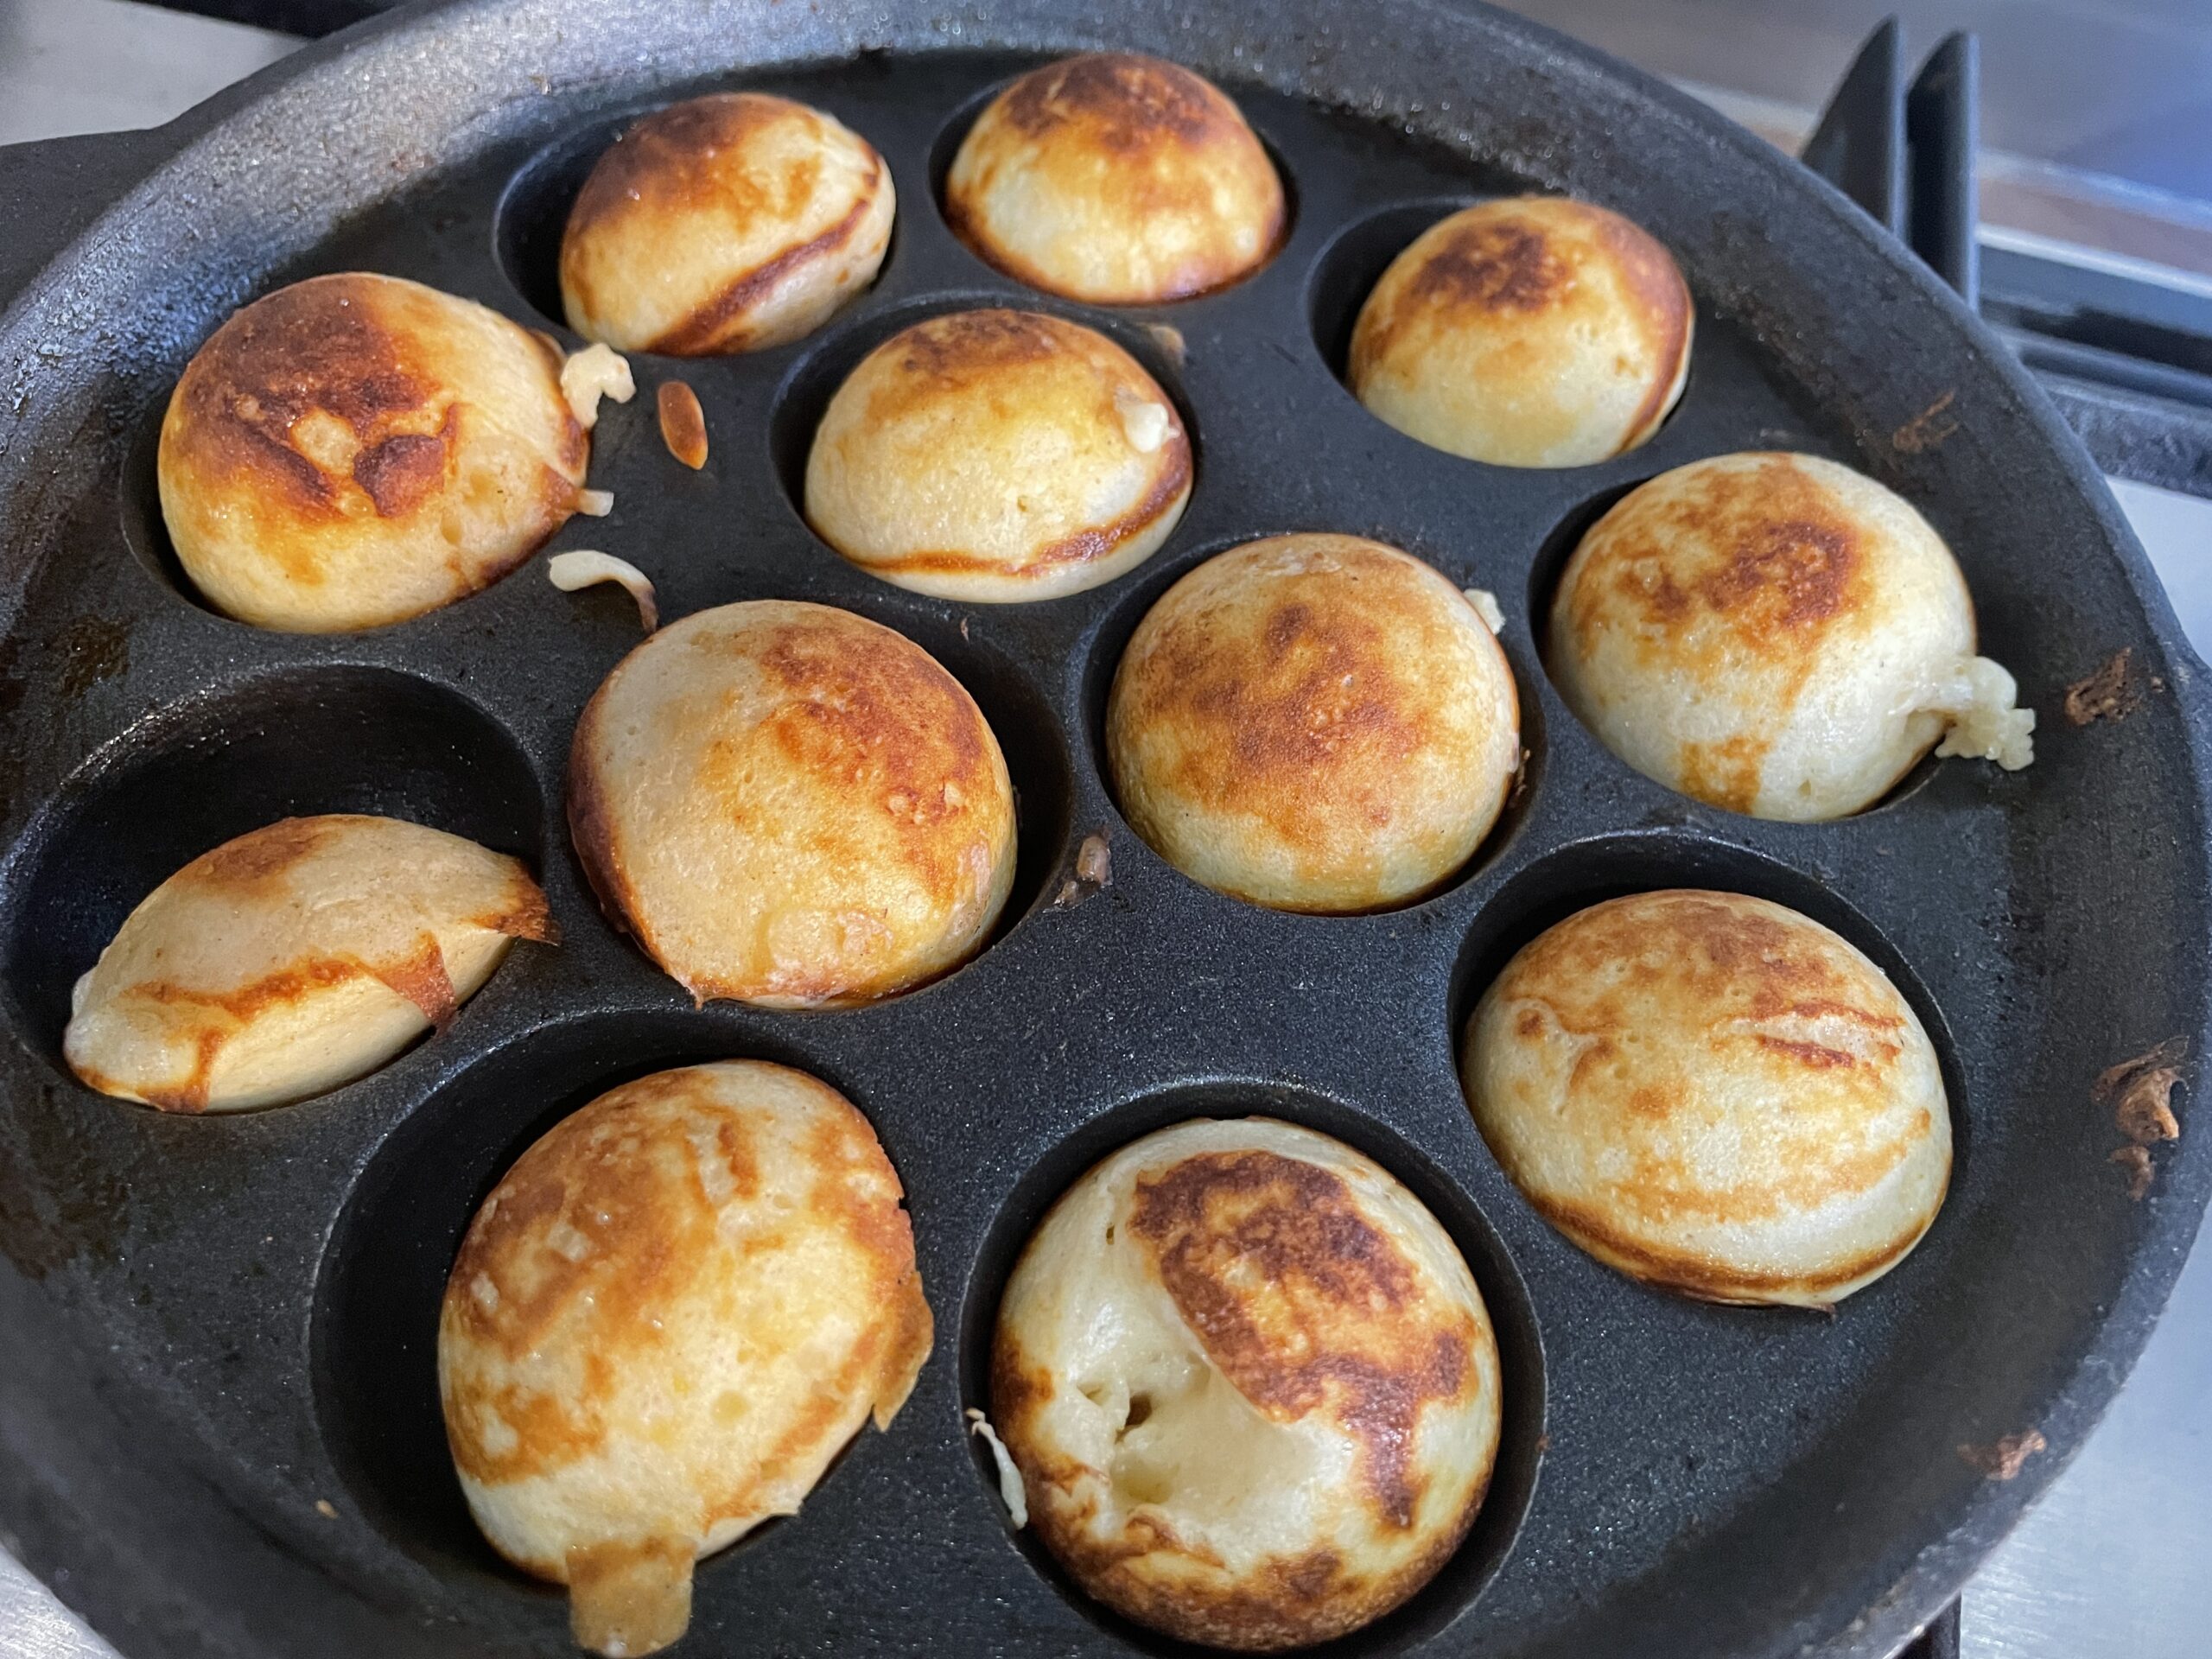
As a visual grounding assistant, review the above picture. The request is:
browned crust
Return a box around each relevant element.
[656,379,709,469]
[650,159,886,356]
[563,677,651,958]
[1590,205,1694,448]
[1532,1182,1940,1303]
[944,54,1286,303]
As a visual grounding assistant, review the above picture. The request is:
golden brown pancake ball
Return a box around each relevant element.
[1547,452,2035,820]
[560,92,894,355]
[1348,196,1693,468]
[944,53,1286,304]
[568,600,1016,1006]
[991,1117,1501,1650]
[1106,535,1519,912]
[1463,890,1950,1306]
[63,815,552,1113]
[804,308,1191,602]
[439,1061,931,1658]
[158,272,590,632]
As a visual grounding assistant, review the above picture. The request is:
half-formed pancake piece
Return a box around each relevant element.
[1547,452,2035,819]
[64,815,552,1112]
[992,1117,1500,1650]
[1107,535,1519,912]
[804,308,1191,602]
[560,92,894,355]
[944,53,1285,304]
[158,272,590,632]
[1349,197,1692,468]
[440,1061,931,1658]
[1463,890,1950,1306]
[568,600,1016,1005]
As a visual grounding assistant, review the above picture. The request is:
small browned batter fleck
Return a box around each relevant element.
[1958,1428,2047,1479]
[657,380,709,470]
[2064,648,2140,726]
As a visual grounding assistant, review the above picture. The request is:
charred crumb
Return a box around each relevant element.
[2063,648,2140,727]
[1535,1433,1550,1455]
[1142,322,1187,366]
[1957,1429,2046,1479]
[2112,1144,2157,1200]
[1891,390,1958,454]
[1052,831,1114,909]
[2094,1037,2185,1198]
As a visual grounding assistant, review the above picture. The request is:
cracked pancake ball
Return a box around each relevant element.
[992,1117,1501,1651]
[1107,535,1519,912]
[945,53,1285,304]
[63,815,551,1112]
[1349,196,1692,468]
[158,272,591,631]
[560,92,893,355]
[1462,889,1950,1306]
[804,308,1191,602]
[567,600,1016,1006]
[439,1061,931,1658]
[1546,452,2034,819]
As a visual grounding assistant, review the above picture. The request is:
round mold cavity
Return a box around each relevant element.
[1307,197,1691,466]
[957,1080,1544,1657]
[313,1008,884,1589]
[927,66,1300,305]
[564,588,1075,992]
[1528,478,1946,822]
[1077,529,1542,916]
[1446,830,1971,1236]
[766,291,1199,578]
[0,664,543,1071]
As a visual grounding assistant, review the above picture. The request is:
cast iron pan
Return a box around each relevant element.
[0,3,2205,1656]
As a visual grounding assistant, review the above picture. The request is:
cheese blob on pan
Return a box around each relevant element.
[1463,890,1950,1306]
[804,308,1192,602]
[158,272,590,632]
[568,600,1016,1006]
[992,1117,1501,1650]
[945,53,1286,304]
[63,815,551,1112]
[1107,535,1519,912]
[1547,452,2035,819]
[1349,196,1692,468]
[439,1061,931,1658]
[560,92,893,355]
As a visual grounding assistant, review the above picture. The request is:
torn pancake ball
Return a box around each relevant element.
[439,1061,931,1657]
[804,308,1191,602]
[560,92,893,355]
[63,815,551,1112]
[1463,889,1951,1306]
[945,53,1285,304]
[158,272,591,632]
[568,600,1016,1005]
[1349,196,1692,468]
[1107,535,1519,912]
[1546,451,2034,819]
[992,1117,1501,1650]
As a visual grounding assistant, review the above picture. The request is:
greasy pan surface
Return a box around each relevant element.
[0,3,2206,1656]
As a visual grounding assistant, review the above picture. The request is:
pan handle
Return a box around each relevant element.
[0,129,176,318]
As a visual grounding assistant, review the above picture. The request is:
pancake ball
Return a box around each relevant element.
[945,53,1285,304]
[1349,197,1692,468]
[1547,452,2035,819]
[63,815,552,1113]
[992,1117,1501,1650]
[440,1061,931,1658]
[1464,890,1950,1306]
[568,600,1016,1006]
[158,272,590,632]
[560,92,893,355]
[1107,535,1519,912]
[805,308,1191,602]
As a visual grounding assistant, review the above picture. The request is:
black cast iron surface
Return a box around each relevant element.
[0,4,2207,1657]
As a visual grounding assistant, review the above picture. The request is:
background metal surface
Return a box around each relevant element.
[0,3,2202,1659]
